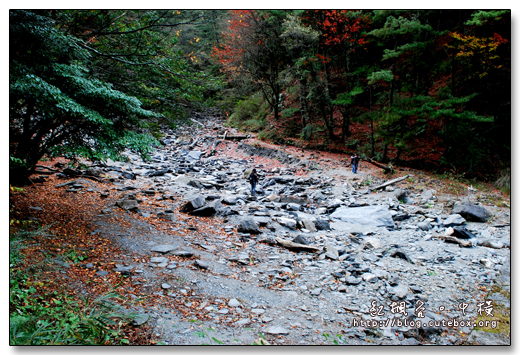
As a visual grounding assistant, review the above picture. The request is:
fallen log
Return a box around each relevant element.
[35,165,60,172]
[205,139,222,157]
[370,174,411,191]
[188,137,199,149]
[367,158,393,173]
[190,117,204,127]
[275,237,322,253]
[439,235,473,248]
[205,134,251,141]
[34,165,104,182]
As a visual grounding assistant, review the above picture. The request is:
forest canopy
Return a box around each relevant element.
[10,9,511,182]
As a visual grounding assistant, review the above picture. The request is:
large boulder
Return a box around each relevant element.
[191,200,222,217]
[116,198,139,212]
[237,217,261,234]
[330,205,395,228]
[452,203,491,222]
[180,195,206,213]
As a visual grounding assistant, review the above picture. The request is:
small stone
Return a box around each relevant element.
[162,283,171,289]
[311,288,322,296]
[228,298,241,307]
[235,319,250,326]
[267,326,289,335]
[194,260,209,269]
[443,214,466,226]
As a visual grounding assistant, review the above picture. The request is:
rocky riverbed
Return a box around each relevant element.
[53,114,510,345]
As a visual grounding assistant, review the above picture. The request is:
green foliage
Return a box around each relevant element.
[9,225,136,345]
[9,10,163,181]
[465,10,510,26]
[281,107,299,118]
[495,168,510,195]
[367,70,393,84]
[9,289,136,345]
[228,92,270,132]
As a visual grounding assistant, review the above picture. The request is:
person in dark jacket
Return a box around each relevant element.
[351,153,360,173]
[249,168,259,196]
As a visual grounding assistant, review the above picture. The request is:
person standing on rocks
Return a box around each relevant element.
[351,153,360,173]
[249,168,259,196]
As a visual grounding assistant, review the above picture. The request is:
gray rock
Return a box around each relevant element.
[390,249,414,264]
[222,195,238,205]
[228,298,241,307]
[267,326,289,335]
[324,240,339,260]
[180,195,206,213]
[417,220,432,231]
[292,235,311,245]
[443,214,466,226]
[150,257,169,263]
[480,259,494,268]
[314,219,330,230]
[466,330,510,345]
[277,217,297,230]
[478,240,504,249]
[301,219,317,232]
[116,198,139,212]
[113,266,133,275]
[172,250,194,257]
[132,314,150,326]
[191,200,222,217]
[86,167,103,177]
[151,245,179,254]
[158,212,177,221]
[389,284,409,298]
[330,205,395,228]
[452,203,491,222]
[186,150,203,161]
[311,288,322,296]
[194,260,209,269]
[287,203,301,211]
[161,283,171,289]
[265,194,281,202]
[345,276,362,285]
[238,217,261,234]
[363,238,382,250]
[401,338,420,345]
[235,319,250,326]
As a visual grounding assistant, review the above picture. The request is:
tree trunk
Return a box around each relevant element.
[340,109,350,141]
[299,77,309,129]
[369,86,375,157]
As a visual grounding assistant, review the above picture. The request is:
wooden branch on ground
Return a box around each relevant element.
[35,165,60,172]
[190,117,204,126]
[275,237,322,253]
[188,137,199,149]
[33,164,103,182]
[439,235,473,248]
[205,134,251,141]
[81,174,104,183]
[205,139,222,157]
[370,174,411,191]
[367,158,393,173]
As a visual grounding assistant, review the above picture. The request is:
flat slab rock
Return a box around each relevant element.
[266,326,290,335]
[151,245,179,254]
[330,205,395,228]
